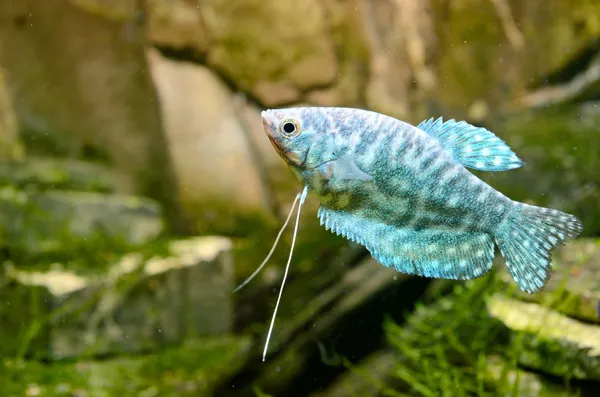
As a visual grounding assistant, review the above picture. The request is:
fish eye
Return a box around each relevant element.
[279,119,301,139]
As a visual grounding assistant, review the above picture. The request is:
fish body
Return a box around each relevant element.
[261,107,583,294]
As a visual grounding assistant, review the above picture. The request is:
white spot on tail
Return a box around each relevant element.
[477,190,488,202]
[440,165,459,182]
[448,195,460,207]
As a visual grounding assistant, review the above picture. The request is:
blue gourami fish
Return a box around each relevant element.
[239,106,583,360]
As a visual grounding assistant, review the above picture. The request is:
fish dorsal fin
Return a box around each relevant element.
[417,117,525,172]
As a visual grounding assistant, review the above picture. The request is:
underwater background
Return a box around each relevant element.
[0,0,599,396]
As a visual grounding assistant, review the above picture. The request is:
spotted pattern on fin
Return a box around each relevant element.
[417,117,525,172]
[318,206,495,280]
[495,202,583,293]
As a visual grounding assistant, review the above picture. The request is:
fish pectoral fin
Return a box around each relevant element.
[319,154,373,181]
[318,206,495,280]
[416,117,525,172]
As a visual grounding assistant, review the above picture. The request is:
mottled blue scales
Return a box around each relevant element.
[318,207,495,280]
[417,117,525,172]
[260,106,584,296]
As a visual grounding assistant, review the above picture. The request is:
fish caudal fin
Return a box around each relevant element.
[494,202,583,294]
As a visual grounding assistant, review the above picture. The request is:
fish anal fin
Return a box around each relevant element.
[318,207,495,280]
[417,117,525,172]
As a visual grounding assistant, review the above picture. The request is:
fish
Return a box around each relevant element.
[238,106,584,360]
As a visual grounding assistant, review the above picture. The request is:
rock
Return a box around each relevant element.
[234,97,300,212]
[314,0,370,108]
[0,0,185,233]
[68,0,138,20]
[383,276,599,396]
[429,0,600,118]
[0,236,233,360]
[497,238,600,324]
[0,69,24,161]
[1,335,251,397]
[519,54,600,108]
[487,294,600,381]
[253,81,301,107]
[482,107,600,236]
[200,0,338,104]
[0,188,164,257]
[147,49,277,234]
[146,0,209,54]
[486,355,573,397]
[0,157,117,193]
[363,0,435,120]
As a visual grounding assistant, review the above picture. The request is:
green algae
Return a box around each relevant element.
[382,272,591,396]
[0,157,116,193]
[1,336,251,397]
[430,0,600,115]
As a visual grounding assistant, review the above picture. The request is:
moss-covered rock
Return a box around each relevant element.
[309,351,398,397]
[481,106,600,236]
[430,0,600,118]
[0,157,116,193]
[148,49,278,235]
[146,0,210,54]
[0,69,24,161]
[0,335,251,397]
[306,0,370,108]
[68,0,138,21]
[487,294,600,381]
[0,0,186,233]
[384,275,597,396]
[0,236,233,360]
[0,188,163,260]
[485,355,573,397]
[497,238,600,323]
[201,0,338,105]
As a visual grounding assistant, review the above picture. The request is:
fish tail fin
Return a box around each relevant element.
[494,202,583,294]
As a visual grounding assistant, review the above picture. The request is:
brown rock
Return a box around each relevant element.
[68,0,137,20]
[235,98,300,212]
[146,0,209,54]
[0,0,185,232]
[0,69,24,160]
[147,49,276,233]
[363,0,436,121]
[200,0,338,103]
[318,0,371,107]
[253,80,301,107]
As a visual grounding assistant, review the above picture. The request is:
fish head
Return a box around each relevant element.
[262,107,336,170]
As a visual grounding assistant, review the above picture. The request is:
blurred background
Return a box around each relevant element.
[0,0,599,396]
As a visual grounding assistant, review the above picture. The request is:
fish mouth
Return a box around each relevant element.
[267,133,285,153]
[262,111,284,153]
[262,109,307,166]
